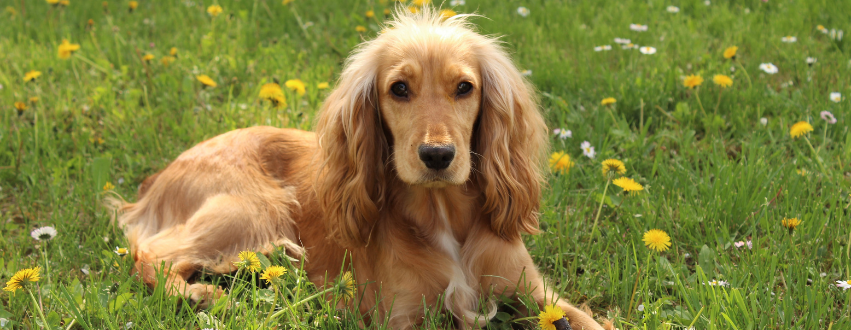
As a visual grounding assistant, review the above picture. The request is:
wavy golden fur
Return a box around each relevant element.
[110,8,608,330]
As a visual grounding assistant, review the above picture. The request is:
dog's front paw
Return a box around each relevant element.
[187,283,226,308]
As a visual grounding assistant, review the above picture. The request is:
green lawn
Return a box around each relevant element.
[2,0,851,329]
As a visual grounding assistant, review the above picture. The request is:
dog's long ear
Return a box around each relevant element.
[474,43,547,241]
[315,49,386,248]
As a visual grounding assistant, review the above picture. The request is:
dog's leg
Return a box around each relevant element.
[131,193,296,308]
[469,234,607,330]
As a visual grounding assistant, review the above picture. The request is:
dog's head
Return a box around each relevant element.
[316,8,547,247]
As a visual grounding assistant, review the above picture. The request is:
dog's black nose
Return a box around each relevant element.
[418,145,455,170]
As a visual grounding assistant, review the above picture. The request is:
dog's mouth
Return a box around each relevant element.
[414,170,465,188]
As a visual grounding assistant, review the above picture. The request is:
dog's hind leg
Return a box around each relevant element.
[132,193,298,307]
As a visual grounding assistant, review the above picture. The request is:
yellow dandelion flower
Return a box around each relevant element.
[789,121,813,139]
[408,6,419,13]
[439,9,457,19]
[46,0,59,4]
[356,25,367,33]
[282,0,295,4]
[537,304,566,330]
[170,47,178,57]
[796,169,808,176]
[59,0,69,6]
[102,1,108,9]
[207,5,223,17]
[384,8,391,16]
[601,97,616,106]
[235,251,261,273]
[29,97,39,104]
[260,266,287,284]
[601,159,626,177]
[413,0,431,5]
[87,19,94,26]
[4,267,41,293]
[723,46,737,59]
[338,271,357,302]
[128,1,138,12]
[613,177,643,196]
[365,10,375,18]
[15,101,27,112]
[24,70,42,82]
[683,75,703,89]
[317,82,330,89]
[549,151,573,175]
[285,79,306,96]
[142,54,155,62]
[114,247,128,256]
[259,82,287,108]
[196,75,217,88]
[161,56,176,67]
[781,217,801,233]
[103,182,115,191]
[57,39,81,59]
[713,74,733,88]
[643,229,671,252]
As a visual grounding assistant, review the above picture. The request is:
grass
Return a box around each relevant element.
[2,0,851,329]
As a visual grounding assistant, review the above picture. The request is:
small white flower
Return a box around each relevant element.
[820,272,827,278]
[0,318,8,327]
[580,141,596,159]
[759,63,778,74]
[0,84,3,90]
[622,43,638,50]
[614,38,631,44]
[31,226,58,241]
[821,111,837,124]
[806,57,817,66]
[81,265,91,275]
[639,46,657,55]
[684,253,691,258]
[734,241,745,248]
[836,280,851,290]
[637,304,645,311]
[520,69,532,77]
[744,8,750,14]
[781,36,797,43]
[704,0,710,5]
[746,240,752,249]
[559,130,572,139]
[115,246,129,257]
[450,0,465,6]
[666,6,680,13]
[760,117,768,125]
[553,128,561,134]
[629,23,648,32]
[594,45,612,52]
[125,322,133,330]
[730,66,736,72]
[517,6,530,17]
[634,214,642,218]
[830,92,842,103]
[118,178,125,185]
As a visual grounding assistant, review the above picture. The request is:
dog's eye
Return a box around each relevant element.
[456,82,473,95]
[390,82,408,97]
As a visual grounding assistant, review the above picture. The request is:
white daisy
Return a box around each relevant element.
[115,246,129,257]
[553,128,561,135]
[806,57,817,65]
[666,6,680,13]
[637,304,645,311]
[830,92,842,103]
[31,226,58,241]
[629,23,648,32]
[622,43,638,50]
[559,130,572,139]
[781,36,797,43]
[760,118,768,126]
[520,69,532,77]
[594,45,612,52]
[836,280,851,290]
[759,63,778,74]
[614,38,631,44]
[450,0,465,6]
[639,46,657,54]
[517,6,530,17]
[581,141,596,159]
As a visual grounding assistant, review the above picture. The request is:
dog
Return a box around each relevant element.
[111,8,608,330]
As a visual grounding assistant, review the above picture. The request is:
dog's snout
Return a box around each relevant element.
[418,145,455,170]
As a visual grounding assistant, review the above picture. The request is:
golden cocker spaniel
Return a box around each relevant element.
[111,8,607,330]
